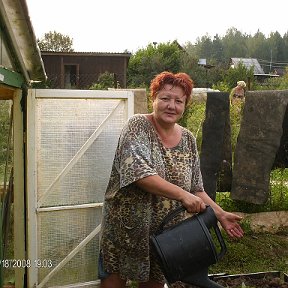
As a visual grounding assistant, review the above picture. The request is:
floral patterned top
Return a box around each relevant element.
[100,114,204,283]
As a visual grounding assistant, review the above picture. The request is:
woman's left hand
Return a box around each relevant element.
[218,211,244,238]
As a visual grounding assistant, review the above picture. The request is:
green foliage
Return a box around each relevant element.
[180,99,243,154]
[0,101,13,287]
[127,41,184,88]
[89,71,116,90]
[179,53,205,87]
[179,101,206,151]
[0,201,3,288]
[230,101,245,151]
[212,81,230,92]
[209,232,288,275]
[255,67,288,90]
[216,168,288,213]
[269,168,288,209]
[222,62,255,90]
[0,201,14,287]
[221,28,250,59]
[0,101,12,179]
[37,30,74,52]
[185,27,288,68]
[126,28,288,91]
[183,28,288,89]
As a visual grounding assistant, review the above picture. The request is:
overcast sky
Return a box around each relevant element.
[26,0,288,53]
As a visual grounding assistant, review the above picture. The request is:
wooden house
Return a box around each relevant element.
[41,51,131,89]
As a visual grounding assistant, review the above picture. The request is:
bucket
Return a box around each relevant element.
[150,205,227,288]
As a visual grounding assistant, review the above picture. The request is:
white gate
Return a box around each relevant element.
[26,89,134,288]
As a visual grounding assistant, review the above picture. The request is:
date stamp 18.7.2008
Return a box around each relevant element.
[1,259,53,269]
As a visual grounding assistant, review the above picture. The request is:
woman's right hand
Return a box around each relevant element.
[180,192,206,213]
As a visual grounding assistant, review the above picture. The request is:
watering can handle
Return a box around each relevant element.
[156,205,186,233]
[213,223,227,260]
[156,205,210,234]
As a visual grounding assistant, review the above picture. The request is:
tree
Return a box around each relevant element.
[195,34,214,60]
[220,62,254,90]
[268,31,286,63]
[127,41,184,87]
[246,30,269,59]
[221,27,249,59]
[37,31,74,52]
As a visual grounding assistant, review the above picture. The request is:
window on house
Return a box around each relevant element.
[64,64,78,88]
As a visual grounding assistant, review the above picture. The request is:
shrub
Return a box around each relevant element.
[0,101,12,179]
[179,101,206,151]
[89,71,116,90]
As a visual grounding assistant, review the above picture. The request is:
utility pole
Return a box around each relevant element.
[270,49,273,73]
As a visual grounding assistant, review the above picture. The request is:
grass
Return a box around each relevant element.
[211,168,288,277]
[209,229,288,275]
[128,231,288,287]
[216,168,288,213]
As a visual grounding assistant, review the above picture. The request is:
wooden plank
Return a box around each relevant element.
[37,203,103,213]
[26,89,38,287]
[13,90,26,288]
[0,86,14,99]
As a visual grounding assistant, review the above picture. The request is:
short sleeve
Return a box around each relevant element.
[115,115,157,188]
[190,153,204,193]
[187,131,204,193]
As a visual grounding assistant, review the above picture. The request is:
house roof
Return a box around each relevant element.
[231,58,264,74]
[40,51,132,58]
[0,0,46,83]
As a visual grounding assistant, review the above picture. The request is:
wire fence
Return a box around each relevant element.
[37,73,126,90]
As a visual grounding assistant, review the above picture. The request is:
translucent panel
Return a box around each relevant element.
[36,98,126,207]
[37,207,102,286]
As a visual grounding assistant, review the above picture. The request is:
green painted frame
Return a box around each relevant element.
[0,67,24,88]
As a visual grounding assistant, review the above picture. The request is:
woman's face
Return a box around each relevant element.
[153,84,187,125]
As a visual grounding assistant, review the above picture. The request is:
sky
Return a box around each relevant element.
[25,0,288,54]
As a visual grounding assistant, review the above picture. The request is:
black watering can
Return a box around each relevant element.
[150,205,227,288]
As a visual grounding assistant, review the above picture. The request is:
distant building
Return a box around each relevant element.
[230,58,265,74]
[230,57,279,82]
[41,51,131,89]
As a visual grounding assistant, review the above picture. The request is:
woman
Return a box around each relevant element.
[99,71,244,288]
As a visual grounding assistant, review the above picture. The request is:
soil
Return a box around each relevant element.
[214,274,288,288]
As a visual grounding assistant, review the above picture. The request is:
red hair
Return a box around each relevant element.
[150,71,194,105]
